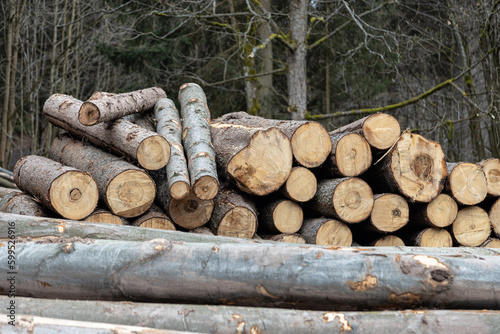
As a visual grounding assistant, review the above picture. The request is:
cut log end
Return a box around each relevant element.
[282,167,317,202]
[335,133,372,176]
[170,181,190,200]
[273,200,303,234]
[266,234,306,244]
[453,206,491,247]
[371,194,409,232]
[448,163,487,205]
[169,192,214,229]
[427,194,458,227]
[316,219,352,246]
[480,158,500,196]
[227,128,292,196]
[363,113,400,149]
[50,171,99,220]
[106,170,155,218]
[418,228,453,247]
[83,211,127,225]
[137,218,176,230]
[489,198,500,237]
[333,178,373,223]
[193,175,219,200]
[373,235,405,247]
[136,136,170,170]
[291,122,332,168]
[78,102,100,126]
[216,206,257,238]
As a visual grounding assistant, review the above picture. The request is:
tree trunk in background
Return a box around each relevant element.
[287,0,308,120]
[256,0,274,118]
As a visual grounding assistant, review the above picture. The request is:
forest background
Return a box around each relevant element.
[0,0,499,170]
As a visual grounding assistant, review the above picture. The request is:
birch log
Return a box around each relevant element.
[78,87,166,125]
[155,98,190,200]
[13,155,98,220]
[178,83,219,200]
[0,192,49,217]
[43,94,170,170]
[445,162,487,205]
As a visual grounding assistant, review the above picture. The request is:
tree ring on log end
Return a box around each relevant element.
[291,122,332,168]
[274,200,303,234]
[333,178,373,223]
[136,135,170,170]
[169,192,214,229]
[138,218,176,230]
[363,113,401,150]
[449,163,487,205]
[170,181,190,200]
[336,134,372,176]
[427,194,457,228]
[453,206,490,247]
[316,219,352,246]
[420,228,453,247]
[50,171,98,220]
[371,194,409,232]
[480,158,500,196]
[284,167,317,202]
[490,198,500,237]
[193,175,219,200]
[78,102,100,126]
[412,154,434,181]
[217,207,257,238]
[373,235,405,247]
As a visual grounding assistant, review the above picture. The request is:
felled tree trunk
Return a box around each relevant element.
[406,228,453,247]
[0,192,49,217]
[322,133,372,177]
[479,158,500,196]
[178,83,219,200]
[445,162,487,205]
[83,209,128,225]
[13,155,98,220]
[210,119,293,196]
[279,166,317,202]
[452,206,491,247]
[78,87,167,126]
[43,94,170,170]
[131,204,175,231]
[0,186,20,198]
[209,187,257,238]
[50,135,155,218]
[304,178,373,224]
[155,98,190,200]
[410,193,458,228]
[299,218,352,246]
[217,112,332,168]
[258,198,303,234]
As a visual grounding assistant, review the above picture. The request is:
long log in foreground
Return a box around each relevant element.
[8,297,500,334]
[3,237,500,310]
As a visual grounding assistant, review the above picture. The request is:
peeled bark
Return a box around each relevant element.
[489,197,500,238]
[131,204,175,231]
[79,87,167,126]
[258,198,303,234]
[210,120,293,196]
[279,166,317,202]
[13,155,98,220]
[43,94,170,170]
[410,193,458,228]
[452,206,491,247]
[305,178,373,224]
[329,113,401,151]
[407,228,453,247]
[83,209,128,225]
[300,218,352,246]
[217,112,331,168]
[155,98,190,200]
[445,162,487,205]
[178,83,219,200]
[50,135,155,218]
[0,191,49,217]
[479,158,500,196]
[322,133,372,177]
[209,187,257,238]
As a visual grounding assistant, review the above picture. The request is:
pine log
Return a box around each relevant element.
[452,206,491,247]
[131,203,176,230]
[305,177,373,223]
[300,217,352,246]
[0,191,49,217]
[216,111,331,168]
[479,158,500,196]
[50,135,155,218]
[258,198,303,234]
[410,193,458,228]
[83,209,128,225]
[9,297,500,334]
[264,233,307,244]
[178,83,219,200]
[322,133,372,177]
[367,193,409,233]
[155,98,190,200]
[279,166,317,202]
[367,132,447,203]
[209,187,257,238]
[372,235,405,247]
[8,238,500,309]
[13,155,98,220]
[43,94,170,170]
[445,162,487,205]
[489,197,500,238]
[210,120,293,196]
[481,238,500,248]
[78,87,167,126]
[329,113,401,151]
[407,228,453,247]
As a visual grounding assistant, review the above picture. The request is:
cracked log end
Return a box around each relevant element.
[169,191,214,229]
[333,178,373,223]
[452,206,491,247]
[78,102,100,126]
[363,113,401,150]
[216,207,257,238]
[447,162,487,205]
[480,158,500,196]
[291,122,332,168]
[136,135,170,170]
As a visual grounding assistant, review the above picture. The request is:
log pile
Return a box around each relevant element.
[2,84,500,332]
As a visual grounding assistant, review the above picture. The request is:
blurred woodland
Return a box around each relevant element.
[0,0,499,169]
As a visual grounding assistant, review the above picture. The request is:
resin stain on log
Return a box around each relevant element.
[347,275,378,292]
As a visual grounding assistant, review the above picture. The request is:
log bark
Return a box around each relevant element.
[489,197,500,238]
[209,187,257,238]
[0,186,20,198]
[264,234,307,244]
[299,218,352,246]
[78,87,167,126]
[372,235,405,247]
[0,192,49,217]
[481,238,500,248]
[479,158,500,196]
[50,135,155,218]
[131,203,176,231]
[178,83,219,200]
[279,166,317,202]
[452,206,491,247]
[445,162,487,205]
[13,155,98,220]
[7,238,500,310]
[258,198,303,234]
[155,98,190,200]
[366,193,409,233]
[407,228,453,247]
[305,177,373,224]
[217,111,331,168]
[367,132,447,203]
[43,94,170,170]
[410,193,458,228]
[329,113,401,151]
[83,209,128,225]
[210,119,293,196]
[322,133,372,177]
[9,297,500,334]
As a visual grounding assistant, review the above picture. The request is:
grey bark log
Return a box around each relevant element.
[0,186,20,198]
[0,192,49,217]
